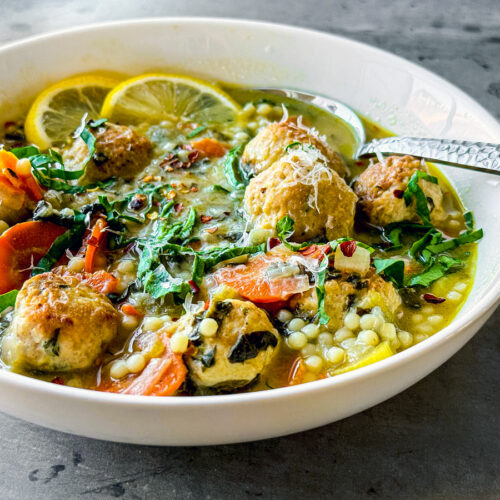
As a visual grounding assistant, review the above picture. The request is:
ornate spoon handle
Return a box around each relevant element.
[358,137,500,176]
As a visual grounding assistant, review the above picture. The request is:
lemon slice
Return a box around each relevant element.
[100,73,240,126]
[333,341,395,375]
[25,74,120,149]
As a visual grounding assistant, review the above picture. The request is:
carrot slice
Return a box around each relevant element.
[84,218,107,273]
[288,357,306,386]
[213,252,310,303]
[0,221,67,294]
[82,270,119,295]
[97,333,187,396]
[121,303,143,317]
[190,138,227,157]
[0,151,43,201]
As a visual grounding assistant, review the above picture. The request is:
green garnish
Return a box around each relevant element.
[223,145,251,190]
[0,290,19,313]
[186,125,207,139]
[403,171,438,225]
[315,259,329,325]
[373,258,405,288]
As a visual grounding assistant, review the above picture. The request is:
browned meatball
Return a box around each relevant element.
[244,147,357,242]
[353,155,447,227]
[1,273,119,372]
[290,272,401,332]
[63,122,151,182]
[242,118,348,177]
[185,299,280,389]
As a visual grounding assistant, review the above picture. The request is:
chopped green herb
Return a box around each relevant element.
[0,289,18,312]
[373,258,405,288]
[187,125,207,138]
[227,331,278,363]
[403,171,438,225]
[223,145,251,190]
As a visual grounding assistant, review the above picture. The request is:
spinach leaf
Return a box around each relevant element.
[408,255,462,287]
[425,229,483,254]
[0,289,19,312]
[196,346,216,369]
[43,329,60,356]
[373,258,405,288]
[276,216,310,251]
[228,331,278,363]
[403,171,438,225]
[464,211,474,230]
[223,146,251,190]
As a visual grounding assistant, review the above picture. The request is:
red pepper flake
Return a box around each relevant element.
[188,280,200,293]
[51,377,64,385]
[174,203,183,213]
[205,226,218,234]
[393,189,405,199]
[355,160,365,166]
[190,186,198,193]
[423,293,446,304]
[200,215,213,223]
[203,299,210,311]
[339,240,357,257]
[268,237,281,249]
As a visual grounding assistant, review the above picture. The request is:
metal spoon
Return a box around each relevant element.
[258,88,500,176]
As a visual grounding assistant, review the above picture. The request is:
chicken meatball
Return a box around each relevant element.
[242,118,348,177]
[63,122,151,183]
[353,155,447,227]
[186,299,280,390]
[244,147,357,242]
[1,273,119,372]
[290,272,401,331]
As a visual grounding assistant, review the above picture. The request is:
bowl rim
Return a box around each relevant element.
[0,16,498,408]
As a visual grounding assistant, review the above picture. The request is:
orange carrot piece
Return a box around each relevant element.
[191,138,227,158]
[97,333,187,396]
[288,357,306,386]
[83,270,119,295]
[0,221,66,294]
[121,303,143,317]
[214,253,306,303]
[84,218,107,273]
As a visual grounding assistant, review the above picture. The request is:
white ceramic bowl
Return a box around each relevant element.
[0,18,498,445]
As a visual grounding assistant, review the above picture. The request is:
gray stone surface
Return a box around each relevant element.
[0,1,498,498]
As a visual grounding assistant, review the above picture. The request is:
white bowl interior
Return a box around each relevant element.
[0,19,498,444]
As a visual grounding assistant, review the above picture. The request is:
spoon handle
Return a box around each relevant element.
[358,137,500,176]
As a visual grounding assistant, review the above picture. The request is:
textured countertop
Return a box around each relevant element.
[0,1,499,498]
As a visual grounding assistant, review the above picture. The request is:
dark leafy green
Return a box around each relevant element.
[373,258,405,288]
[403,171,438,224]
[228,331,278,363]
[223,146,251,190]
[408,255,462,287]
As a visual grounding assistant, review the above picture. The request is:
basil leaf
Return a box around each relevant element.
[0,289,19,312]
[373,258,405,288]
[403,171,438,225]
